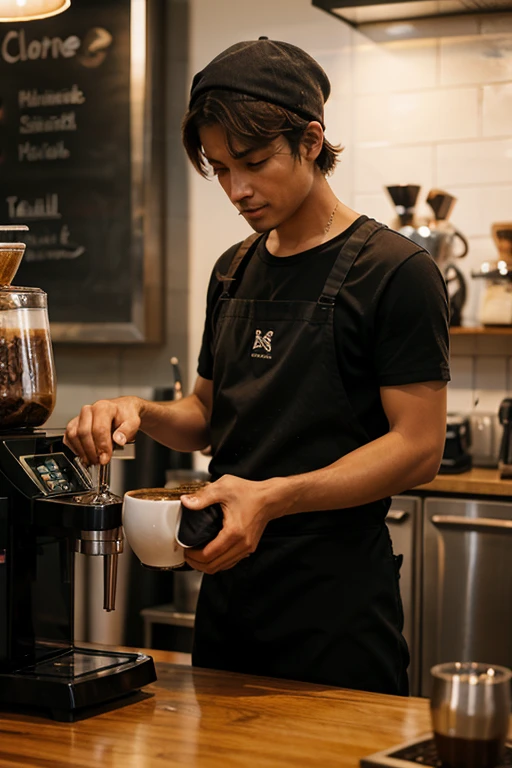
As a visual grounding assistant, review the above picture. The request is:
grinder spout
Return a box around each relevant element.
[103,553,119,612]
[75,526,124,610]
[73,452,133,612]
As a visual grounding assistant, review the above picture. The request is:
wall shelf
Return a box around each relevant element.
[451,326,512,335]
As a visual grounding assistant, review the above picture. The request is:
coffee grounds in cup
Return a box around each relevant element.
[128,483,208,501]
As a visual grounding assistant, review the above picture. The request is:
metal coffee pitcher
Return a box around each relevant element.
[385,186,469,326]
[411,189,468,269]
[386,187,468,269]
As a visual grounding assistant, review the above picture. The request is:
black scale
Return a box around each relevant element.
[361,735,512,767]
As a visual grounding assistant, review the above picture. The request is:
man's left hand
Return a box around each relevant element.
[180,474,278,574]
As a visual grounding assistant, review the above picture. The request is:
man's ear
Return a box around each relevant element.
[300,121,324,161]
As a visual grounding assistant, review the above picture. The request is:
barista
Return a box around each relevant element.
[65,38,450,695]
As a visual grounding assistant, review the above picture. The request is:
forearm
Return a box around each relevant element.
[264,430,441,520]
[138,394,210,452]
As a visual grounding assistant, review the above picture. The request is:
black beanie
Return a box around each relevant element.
[188,37,331,128]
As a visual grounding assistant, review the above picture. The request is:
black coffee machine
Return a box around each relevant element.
[0,430,156,721]
[0,226,155,721]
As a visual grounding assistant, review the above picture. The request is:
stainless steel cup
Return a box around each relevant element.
[430,662,511,768]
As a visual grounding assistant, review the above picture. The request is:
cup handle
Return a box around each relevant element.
[175,504,193,549]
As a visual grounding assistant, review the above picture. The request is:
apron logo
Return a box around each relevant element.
[251,329,274,359]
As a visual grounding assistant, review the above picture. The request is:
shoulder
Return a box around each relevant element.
[363,223,429,267]
[212,233,263,280]
[205,235,263,307]
[205,239,244,297]
[213,239,244,275]
[359,223,447,297]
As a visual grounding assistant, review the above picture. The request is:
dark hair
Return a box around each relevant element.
[182,91,343,178]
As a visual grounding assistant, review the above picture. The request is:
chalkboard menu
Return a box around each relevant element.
[0,0,164,342]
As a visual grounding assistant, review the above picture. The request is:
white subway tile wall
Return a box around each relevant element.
[350,27,512,416]
[51,3,512,431]
[474,356,507,412]
[353,39,437,94]
[355,144,435,195]
[436,139,512,187]
[447,356,475,413]
[483,83,512,137]
[41,2,512,504]
[440,36,512,86]
[354,88,480,145]
[448,351,512,413]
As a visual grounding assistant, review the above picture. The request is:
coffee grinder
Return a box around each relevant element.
[385,185,469,326]
[0,226,156,720]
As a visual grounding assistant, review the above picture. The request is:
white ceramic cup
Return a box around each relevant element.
[123,487,186,570]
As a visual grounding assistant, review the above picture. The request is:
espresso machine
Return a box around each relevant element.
[0,226,156,720]
[385,185,469,326]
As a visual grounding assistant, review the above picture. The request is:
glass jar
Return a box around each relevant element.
[0,286,56,429]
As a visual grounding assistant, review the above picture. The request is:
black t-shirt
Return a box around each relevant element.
[198,216,450,442]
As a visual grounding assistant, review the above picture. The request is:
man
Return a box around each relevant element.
[65,38,450,695]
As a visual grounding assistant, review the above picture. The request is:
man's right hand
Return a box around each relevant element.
[64,395,144,466]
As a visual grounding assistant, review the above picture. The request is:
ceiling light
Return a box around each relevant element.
[0,0,70,22]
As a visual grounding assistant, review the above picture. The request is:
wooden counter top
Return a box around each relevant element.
[0,647,434,768]
[414,467,512,497]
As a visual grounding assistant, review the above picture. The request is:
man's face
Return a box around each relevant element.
[199,123,316,233]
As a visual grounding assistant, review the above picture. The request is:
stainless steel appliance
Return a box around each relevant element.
[440,414,472,474]
[387,495,422,696]
[406,189,468,271]
[421,497,512,697]
[385,186,468,326]
[469,411,501,468]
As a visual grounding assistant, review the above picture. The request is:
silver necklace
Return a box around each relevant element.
[324,202,339,235]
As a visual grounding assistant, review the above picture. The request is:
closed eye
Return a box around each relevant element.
[247,158,269,169]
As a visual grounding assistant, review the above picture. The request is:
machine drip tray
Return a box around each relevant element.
[361,735,512,767]
[0,646,157,721]
[18,648,137,679]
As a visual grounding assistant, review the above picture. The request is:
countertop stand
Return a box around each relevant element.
[414,467,512,497]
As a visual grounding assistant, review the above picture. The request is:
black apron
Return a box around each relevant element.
[193,219,410,695]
